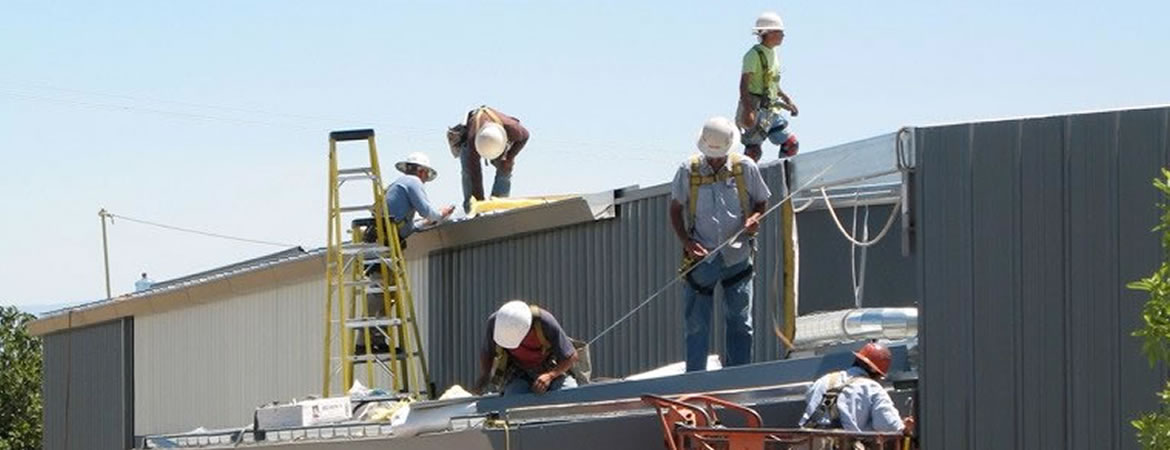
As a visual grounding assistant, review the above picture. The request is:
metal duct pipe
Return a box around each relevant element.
[792,308,917,348]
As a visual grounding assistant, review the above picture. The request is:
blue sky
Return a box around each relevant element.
[2,1,1167,310]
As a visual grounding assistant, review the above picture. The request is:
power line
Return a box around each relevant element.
[105,212,300,248]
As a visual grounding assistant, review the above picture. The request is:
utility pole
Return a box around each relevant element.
[99,208,112,299]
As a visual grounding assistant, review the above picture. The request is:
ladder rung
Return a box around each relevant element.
[366,285,398,294]
[344,279,381,287]
[339,204,374,213]
[338,167,372,175]
[349,351,421,363]
[340,244,390,255]
[337,175,376,184]
[345,318,403,328]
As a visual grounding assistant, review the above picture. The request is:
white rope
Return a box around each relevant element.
[792,199,815,213]
[819,187,902,248]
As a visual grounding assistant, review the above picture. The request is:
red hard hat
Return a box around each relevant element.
[854,342,893,378]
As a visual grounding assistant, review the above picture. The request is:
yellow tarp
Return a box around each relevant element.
[467,195,576,217]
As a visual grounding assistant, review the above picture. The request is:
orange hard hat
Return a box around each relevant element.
[854,342,893,378]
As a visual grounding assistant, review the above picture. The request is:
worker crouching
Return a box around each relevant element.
[798,342,915,448]
[669,117,772,372]
[476,301,589,395]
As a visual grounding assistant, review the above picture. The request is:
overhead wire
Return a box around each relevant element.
[104,212,300,248]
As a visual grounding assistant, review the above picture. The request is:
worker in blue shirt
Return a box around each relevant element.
[385,152,454,240]
[799,342,915,438]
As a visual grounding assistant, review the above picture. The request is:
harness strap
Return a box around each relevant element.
[687,154,751,227]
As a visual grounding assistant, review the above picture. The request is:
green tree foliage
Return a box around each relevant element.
[0,306,42,450]
[1132,169,1170,449]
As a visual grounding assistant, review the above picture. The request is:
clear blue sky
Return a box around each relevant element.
[2,1,1167,310]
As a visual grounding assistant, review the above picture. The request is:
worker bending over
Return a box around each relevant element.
[476,301,579,395]
[736,11,799,162]
[669,117,771,372]
[447,106,531,212]
[799,342,915,437]
[384,152,454,241]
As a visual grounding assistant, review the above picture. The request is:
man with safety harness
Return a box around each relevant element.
[447,106,531,212]
[475,300,587,395]
[798,342,915,442]
[737,11,799,162]
[669,116,772,372]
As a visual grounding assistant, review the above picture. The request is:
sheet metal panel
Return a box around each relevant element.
[428,161,915,391]
[42,319,133,450]
[134,277,328,435]
[917,106,1170,450]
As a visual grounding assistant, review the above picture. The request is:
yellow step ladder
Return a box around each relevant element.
[322,129,431,399]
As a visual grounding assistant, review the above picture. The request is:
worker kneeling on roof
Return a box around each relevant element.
[476,300,585,395]
[669,117,771,372]
[384,152,455,241]
[799,342,915,436]
[447,106,531,213]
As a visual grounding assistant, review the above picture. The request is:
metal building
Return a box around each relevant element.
[30,105,1168,449]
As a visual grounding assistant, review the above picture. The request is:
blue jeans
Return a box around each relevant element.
[684,254,754,372]
[460,143,513,212]
[502,373,577,395]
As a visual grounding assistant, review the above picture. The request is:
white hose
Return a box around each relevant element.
[820,187,902,248]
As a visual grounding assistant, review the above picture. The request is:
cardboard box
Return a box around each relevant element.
[255,397,352,430]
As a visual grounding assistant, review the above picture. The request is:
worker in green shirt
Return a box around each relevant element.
[736,11,799,162]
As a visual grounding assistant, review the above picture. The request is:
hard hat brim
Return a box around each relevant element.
[395,161,438,182]
[854,351,887,378]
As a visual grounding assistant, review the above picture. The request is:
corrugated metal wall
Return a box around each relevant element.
[917,107,1170,450]
[134,276,327,435]
[132,255,430,436]
[427,162,916,389]
[42,318,133,450]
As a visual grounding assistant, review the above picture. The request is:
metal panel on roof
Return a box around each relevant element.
[427,160,915,390]
[42,319,133,450]
[916,106,1170,450]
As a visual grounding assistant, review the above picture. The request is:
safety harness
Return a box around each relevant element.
[687,153,750,226]
[486,305,591,392]
[681,153,754,292]
[805,371,869,429]
[752,46,778,103]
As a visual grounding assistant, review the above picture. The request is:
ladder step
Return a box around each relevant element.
[337,174,376,184]
[366,285,398,294]
[340,244,390,255]
[349,350,422,363]
[345,318,403,328]
[339,204,374,213]
[344,279,384,287]
[338,167,372,175]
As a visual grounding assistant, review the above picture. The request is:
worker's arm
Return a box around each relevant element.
[743,160,773,234]
[777,87,798,116]
[868,389,907,433]
[501,117,529,162]
[406,178,452,222]
[532,313,580,394]
[671,200,707,259]
[739,73,756,125]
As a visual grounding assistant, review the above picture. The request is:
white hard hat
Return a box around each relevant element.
[696,117,739,158]
[395,152,438,182]
[492,300,533,349]
[753,11,785,33]
[474,122,508,160]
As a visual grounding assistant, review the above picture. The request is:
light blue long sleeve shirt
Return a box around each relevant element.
[385,175,443,238]
[798,366,905,433]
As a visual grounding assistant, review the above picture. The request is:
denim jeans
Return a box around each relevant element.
[502,373,577,395]
[460,143,513,212]
[684,254,754,372]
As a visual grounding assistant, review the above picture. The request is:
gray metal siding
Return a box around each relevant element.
[428,162,916,390]
[42,318,133,450]
[917,107,1170,450]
